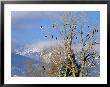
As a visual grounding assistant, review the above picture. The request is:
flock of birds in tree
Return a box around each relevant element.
[40,24,99,72]
[40,25,99,44]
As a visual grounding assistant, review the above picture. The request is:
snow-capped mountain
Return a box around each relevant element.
[13,46,42,61]
[11,46,42,77]
[11,52,42,77]
[13,40,62,63]
[11,40,100,77]
[11,41,62,77]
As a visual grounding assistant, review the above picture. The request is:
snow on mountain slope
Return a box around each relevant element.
[11,53,41,77]
[11,40,100,77]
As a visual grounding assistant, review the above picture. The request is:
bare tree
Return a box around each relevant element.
[25,12,100,77]
[42,12,100,77]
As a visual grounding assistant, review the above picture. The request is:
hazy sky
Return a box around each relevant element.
[11,11,100,49]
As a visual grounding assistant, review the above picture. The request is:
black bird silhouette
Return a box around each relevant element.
[84,43,86,46]
[88,36,90,39]
[81,31,83,35]
[45,36,47,37]
[88,26,90,28]
[52,24,55,28]
[52,35,53,39]
[40,26,43,28]
[86,33,89,37]
[42,66,45,70]
[56,37,57,40]
[76,37,77,39]
[66,36,68,39]
[70,26,71,28]
[97,30,98,32]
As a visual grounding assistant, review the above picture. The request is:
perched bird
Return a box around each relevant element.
[52,35,53,39]
[42,66,45,70]
[56,37,57,40]
[94,42,96,44]
[52,24,55,28]
[97,30,98,32]
[84,43,86,46]
[74,26,76,29]
[94,42,100,44]
[45,36,47,37]
[88,26,90,28]
[88,36,90,39]
[86,33,89,37]
[40,26,43,28]
[84,57,86,62]
[66,36,68,39]
[81,31,83,35]
[93,30,95,35]
[71,29,74,31]
[71,52,75,61]
[76,37,77,39]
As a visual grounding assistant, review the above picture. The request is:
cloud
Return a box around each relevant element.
[11,11,100,34]
[11,38,25,52]
[11,11,65,30]
[12,11,86,31]
[24,40,63,52]
[15,39,100,54]
[73,43,100,54]
[11,11,64,21]
[12,38,23,45]
[13,39,100,65]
